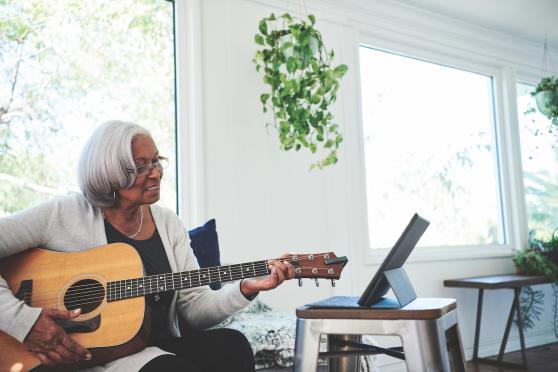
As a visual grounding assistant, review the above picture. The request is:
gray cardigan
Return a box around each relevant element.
[0,193,252,371]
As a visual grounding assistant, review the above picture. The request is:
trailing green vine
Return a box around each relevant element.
[253,13,348,169]
[513,230,558,334]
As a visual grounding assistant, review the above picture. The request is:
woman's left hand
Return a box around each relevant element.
[240,253,296,298]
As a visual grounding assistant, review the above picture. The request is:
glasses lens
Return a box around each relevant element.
[135,164,149,175]
[158,157,169,169]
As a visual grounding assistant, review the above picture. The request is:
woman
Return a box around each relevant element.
[0,120,295,371]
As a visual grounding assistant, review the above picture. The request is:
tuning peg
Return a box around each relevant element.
[314,278,319,287]
[331,279,336,287]
[298,278,303,287]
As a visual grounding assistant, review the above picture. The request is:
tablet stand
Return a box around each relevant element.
[377,267,417,308]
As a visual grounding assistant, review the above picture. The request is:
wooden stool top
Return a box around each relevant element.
[296,298,456,320]
[443,274,549,289]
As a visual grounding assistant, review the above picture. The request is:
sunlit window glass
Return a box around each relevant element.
[517,82,558,238]
[359,46,503,248]
[0,0,176,215]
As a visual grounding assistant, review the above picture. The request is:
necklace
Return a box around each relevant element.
[102,206,144,239]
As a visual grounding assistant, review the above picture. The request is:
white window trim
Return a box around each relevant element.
[351,14,537,263]
[366,244,514,265]
[175,0,205,227]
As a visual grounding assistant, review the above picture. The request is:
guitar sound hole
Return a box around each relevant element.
[64,279,105,314]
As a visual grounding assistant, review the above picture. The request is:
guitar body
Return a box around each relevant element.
[0,244,147,372]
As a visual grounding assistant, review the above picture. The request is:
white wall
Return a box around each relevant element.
[180,0,558,367]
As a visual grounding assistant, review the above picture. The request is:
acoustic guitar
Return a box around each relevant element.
[0,243,348,372]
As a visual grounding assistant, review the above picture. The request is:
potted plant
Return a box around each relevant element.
[513,230,558,336]
[253,13,348,170]
[532,76,558,125]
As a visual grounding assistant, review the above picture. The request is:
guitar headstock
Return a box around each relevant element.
[289,252,348,286]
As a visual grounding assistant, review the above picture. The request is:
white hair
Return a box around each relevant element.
[78,120,151,207]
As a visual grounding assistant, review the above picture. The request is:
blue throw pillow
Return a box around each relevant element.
[188,219,222,290]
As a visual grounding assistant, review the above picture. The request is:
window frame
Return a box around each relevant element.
[356,31,525,264]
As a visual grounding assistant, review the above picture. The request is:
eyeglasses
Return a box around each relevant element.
[126,156,169,175]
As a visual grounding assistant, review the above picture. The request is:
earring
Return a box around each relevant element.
[113,191,117,199]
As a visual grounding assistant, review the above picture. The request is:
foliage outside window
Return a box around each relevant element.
[0,0,177,215]
[517,82,558,238]
[359,46,502,249]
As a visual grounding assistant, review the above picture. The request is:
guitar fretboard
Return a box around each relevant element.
[106,260,273,302]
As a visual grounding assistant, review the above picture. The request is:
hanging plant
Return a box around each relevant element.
[253,13,348,170]
[513,229,558,336]
[532,76,558,125]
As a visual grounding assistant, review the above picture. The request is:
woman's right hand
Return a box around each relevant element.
[23,308,91,366]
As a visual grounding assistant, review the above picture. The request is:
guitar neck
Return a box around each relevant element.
[106,259,276,302]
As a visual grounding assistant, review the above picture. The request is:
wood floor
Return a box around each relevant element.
[466,342,558,371]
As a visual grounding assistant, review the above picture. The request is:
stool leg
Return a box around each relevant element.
[401,319,451,372]
[446,323,465,372]
[295,318,321,372]
[327,334,361,372]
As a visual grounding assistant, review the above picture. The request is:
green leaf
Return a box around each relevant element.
[259,20,268,35]
[333,64,348,78]
[260,93,270,105]
[308,14,316,25]
[310,60,319,73]
[255,34,264,45]
[286,57,296,73]
[281,41,293,51]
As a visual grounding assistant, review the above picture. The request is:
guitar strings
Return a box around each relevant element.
[32,264,339,308]
[23,253,340,306]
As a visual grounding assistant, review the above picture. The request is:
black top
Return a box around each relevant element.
[104,219,173,344]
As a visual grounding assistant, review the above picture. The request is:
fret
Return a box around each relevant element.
[180,271,191,289]
[158,274,165,292]
[251,261,256,277]
[217,266,222,283]
[172,272,180,290]
[200,268,209,286]
[166,273,174,291]
[228,264,238,281]
[148,275,154,295]
[107,282,111,302]
[125,279,128,298]
[232,263,243,280]
[219,265,233,282]
[139,278,145,296]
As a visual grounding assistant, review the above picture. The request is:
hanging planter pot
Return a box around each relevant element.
[532,76,558,125]
[253,13,348,170]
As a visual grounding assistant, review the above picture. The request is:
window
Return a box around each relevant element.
[0,0,176,215]
[517,82,558,238]
[359,46,503,249]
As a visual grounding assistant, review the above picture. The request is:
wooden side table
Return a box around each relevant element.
[444,274,550,369]
[294,298,465,372]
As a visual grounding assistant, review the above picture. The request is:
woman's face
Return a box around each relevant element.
[116,134,163,207]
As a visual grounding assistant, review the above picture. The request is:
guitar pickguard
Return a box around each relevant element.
[56,314,102,334]
[15,279,33,304]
